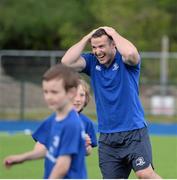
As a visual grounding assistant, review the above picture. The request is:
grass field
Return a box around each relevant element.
[0,133,177,179]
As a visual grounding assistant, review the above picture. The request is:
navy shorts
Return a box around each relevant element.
[98,127,153,179]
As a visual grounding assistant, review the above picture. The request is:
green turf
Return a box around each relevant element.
[0,133,177,179]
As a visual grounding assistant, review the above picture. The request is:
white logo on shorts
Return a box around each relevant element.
[135,157,146,166]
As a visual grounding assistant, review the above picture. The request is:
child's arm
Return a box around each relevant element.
[86,145,92,156]
[3,142,46,168]
[85,133,92,156]
[48,155,71,179]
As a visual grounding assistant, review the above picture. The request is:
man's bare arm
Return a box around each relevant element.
[61,29,97,71]
[102,26,140,66]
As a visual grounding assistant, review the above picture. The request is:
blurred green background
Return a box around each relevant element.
[0,0,177,121]
[0,0,177,51]
[0,1,177,179]
[0,133,177,179]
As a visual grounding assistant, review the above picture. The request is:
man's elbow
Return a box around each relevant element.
[124,51,140,65]
[61,58,68,65]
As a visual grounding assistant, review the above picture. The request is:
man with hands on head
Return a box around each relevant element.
[61,26,162,179]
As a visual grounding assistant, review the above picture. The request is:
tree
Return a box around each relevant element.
[0,0,95,49]
[89,0,170,51]
[0,0,176,51]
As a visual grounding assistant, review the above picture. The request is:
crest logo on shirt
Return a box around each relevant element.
[95,65,101,71]
[49,146,54,154]
[53,135,60,147]
[112,63,119,71]
[135,157,146,166]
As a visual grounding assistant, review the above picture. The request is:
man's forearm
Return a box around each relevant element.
[103,26,140,65]
[112,32,139,64]
[61,35,89,66]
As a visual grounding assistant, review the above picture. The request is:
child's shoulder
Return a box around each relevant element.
[43,112,56,123]
[66,109,81,122]
[64,110,83,130]
[79,113,94,123]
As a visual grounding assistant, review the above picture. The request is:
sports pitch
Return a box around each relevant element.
[0,133,177,179]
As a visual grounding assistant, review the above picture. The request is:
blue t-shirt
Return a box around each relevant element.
[32,112,97,148]
[32,110,87,179]
[81,51,147,133]
[79,113,97,147]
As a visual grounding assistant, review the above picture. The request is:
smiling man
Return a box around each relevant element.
[61,26,161,179]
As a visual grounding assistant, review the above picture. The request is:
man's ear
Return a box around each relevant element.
[112,41,116,47]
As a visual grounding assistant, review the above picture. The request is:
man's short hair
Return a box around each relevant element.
[91,28,113,41]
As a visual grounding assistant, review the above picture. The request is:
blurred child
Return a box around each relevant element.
[73,79,97,155]
[32,79,96,157]
[4,64,87,179]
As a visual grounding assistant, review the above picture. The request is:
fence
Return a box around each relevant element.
[0,50,177,120]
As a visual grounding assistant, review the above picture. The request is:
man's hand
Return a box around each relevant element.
[84,28,99,42]
[99,26,117,37]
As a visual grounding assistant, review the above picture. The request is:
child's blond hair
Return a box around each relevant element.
[79,79,91,107]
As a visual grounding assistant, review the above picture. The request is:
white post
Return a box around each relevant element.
[160,35,169,95]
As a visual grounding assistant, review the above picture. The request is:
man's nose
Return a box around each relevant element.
[95,49,102,55]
